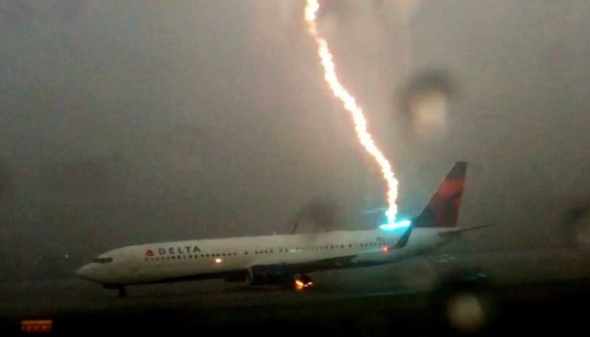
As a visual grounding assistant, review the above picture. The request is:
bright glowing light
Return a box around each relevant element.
[215,258,222,264]
[305,0,399,225]
[382,246,389,253]
[295,280,305,290]
[379,219,412,231]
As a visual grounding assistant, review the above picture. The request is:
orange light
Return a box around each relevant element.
[295,280,305,290]
[382,246,389,253]
[21,320,52,334]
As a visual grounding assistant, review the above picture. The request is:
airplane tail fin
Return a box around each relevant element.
[413,162,468,228]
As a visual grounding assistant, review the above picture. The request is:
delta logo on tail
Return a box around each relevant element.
[414,162,467,229]
[431,177,465,228]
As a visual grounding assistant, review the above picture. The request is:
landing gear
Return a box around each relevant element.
[293,274,314,291]
[117,287,128,298]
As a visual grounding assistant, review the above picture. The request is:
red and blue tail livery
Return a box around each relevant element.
[413,162,468,228]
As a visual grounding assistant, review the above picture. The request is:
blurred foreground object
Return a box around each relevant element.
[399,69,458,141]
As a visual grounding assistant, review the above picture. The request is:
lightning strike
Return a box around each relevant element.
[304,0,399,225]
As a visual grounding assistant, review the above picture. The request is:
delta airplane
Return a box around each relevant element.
[77,162,489,297]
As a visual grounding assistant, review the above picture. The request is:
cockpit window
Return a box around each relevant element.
[92,257,113,264]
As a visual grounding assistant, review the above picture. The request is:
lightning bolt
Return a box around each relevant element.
[304,0,399,225]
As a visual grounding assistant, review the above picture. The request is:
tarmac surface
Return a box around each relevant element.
[2,249,590,336]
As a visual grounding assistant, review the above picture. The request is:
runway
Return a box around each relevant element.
[2,248,589,316]
[2,249,590,336]
[0,265,415,318]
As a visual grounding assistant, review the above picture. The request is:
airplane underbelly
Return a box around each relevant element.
[136,258,243,284]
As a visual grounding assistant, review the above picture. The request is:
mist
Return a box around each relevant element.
[1,0,590,281]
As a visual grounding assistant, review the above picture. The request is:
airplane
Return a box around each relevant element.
[77,162,490,297]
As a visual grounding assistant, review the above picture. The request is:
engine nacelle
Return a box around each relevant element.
[246,265,290,286]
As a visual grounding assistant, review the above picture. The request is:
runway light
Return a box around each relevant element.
[379,219,412,232]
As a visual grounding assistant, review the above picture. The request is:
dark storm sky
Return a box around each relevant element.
[1,0,590,273]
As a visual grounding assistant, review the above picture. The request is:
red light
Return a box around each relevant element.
[382,246,389,253]
[22,320,52,333]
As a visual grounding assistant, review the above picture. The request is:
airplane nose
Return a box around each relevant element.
[76,265,93,281]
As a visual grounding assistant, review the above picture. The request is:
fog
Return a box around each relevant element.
[1,0,590,281]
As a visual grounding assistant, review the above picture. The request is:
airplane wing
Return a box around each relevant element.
[263,254,360,275]
[438,224,496,236]
[250,224,415,275]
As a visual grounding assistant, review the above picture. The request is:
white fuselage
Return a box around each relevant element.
[77,228,452,287]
